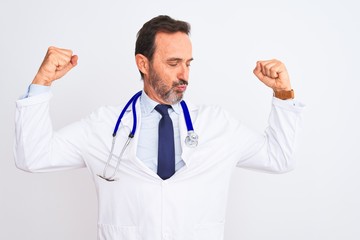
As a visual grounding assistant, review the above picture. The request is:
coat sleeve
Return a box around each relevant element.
[235,97,304,173]
[14,92,87,172]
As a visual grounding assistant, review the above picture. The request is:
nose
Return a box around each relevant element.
[177,63,189,81]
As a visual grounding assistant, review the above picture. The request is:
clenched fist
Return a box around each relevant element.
[32,46,78,86]
[253,59,291,92]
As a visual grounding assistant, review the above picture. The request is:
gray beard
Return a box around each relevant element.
[149,69,186,104]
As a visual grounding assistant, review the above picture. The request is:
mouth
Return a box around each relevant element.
[177,84,187,92]
[175,80,188,92]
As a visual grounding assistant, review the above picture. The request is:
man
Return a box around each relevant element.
[14,15,303,240]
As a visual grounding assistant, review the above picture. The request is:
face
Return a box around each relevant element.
[139,32,193,104]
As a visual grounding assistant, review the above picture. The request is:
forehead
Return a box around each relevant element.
[154,32,192,59]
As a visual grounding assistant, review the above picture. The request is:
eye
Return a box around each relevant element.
[167,59,181,67]
[186,59,193,67]
[168,62,178,67]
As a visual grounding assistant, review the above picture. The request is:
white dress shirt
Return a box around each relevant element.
[137,91,185,173]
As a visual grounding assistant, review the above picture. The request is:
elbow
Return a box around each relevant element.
[14,147,44,173]
[14,147,32,172]
[15,161,35,173]
[14,156,41,173]
[267,153,296,174]
[272,163,295,174]
[265,138,297,174]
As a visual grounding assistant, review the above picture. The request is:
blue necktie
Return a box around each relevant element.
[155,104,175,180]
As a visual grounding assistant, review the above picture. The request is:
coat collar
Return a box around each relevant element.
[120,90,199,171]
[140,90,183,116]
[121,90,198,124]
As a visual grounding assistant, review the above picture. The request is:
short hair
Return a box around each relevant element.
[135,15,191,78]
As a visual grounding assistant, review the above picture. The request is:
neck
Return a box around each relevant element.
[143,85,169,105]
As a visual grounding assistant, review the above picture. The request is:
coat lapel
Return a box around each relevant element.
[179,101,199,167]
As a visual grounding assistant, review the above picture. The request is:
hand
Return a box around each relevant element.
[253,59,291,91]
[32,46,78,86]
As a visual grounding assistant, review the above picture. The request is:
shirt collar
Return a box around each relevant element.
[140,90,181,116]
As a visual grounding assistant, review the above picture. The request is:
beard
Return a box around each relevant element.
[148,66,188,105]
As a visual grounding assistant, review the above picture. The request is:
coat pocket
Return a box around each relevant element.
[98,223,141,240]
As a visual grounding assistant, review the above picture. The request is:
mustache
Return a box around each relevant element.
[173,79,188,87]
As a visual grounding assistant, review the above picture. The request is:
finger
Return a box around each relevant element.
[62,55,78,72]
[257,60,269,77]
[260,61,277,78]
[54,54,77,69]
[48,46,73,58]
[54,55,78,77]
[255,73,275,89]
[47,48,76,79]
[254,59,291,91]
[262,60,286,79]
[254,61,278,88]
[267,63,280,79]
[47,46,73,66]
[259,74,276,89]
[70,55,78,66]
[253,61,265,80]
[253,61,260,74]
[52,52,76,72]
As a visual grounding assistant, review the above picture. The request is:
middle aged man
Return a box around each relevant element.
[14,15,304,240]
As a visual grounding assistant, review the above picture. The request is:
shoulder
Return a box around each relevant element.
[84,104,127,124]
[185,101,237,126]
[190,103,232,120]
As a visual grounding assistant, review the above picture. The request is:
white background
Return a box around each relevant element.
[1,0,359,239]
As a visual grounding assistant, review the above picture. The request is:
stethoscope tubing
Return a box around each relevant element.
[99,90,197,181]
[113,91,142,137]
[180,100,194,131]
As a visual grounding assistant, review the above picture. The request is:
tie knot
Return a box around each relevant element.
[155,104,171,116]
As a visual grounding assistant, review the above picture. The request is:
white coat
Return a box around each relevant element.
[14,91,304,240]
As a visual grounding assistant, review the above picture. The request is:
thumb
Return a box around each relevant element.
[70,55,78,67]
[54,55,78,80]
[63,55,78,71]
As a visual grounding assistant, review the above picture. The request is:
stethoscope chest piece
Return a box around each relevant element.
[185,130,198,148]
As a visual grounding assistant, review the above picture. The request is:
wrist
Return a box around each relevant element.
[273,89,294,100]
[32,74,52,86]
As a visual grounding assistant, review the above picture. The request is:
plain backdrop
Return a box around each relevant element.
[1,0,359,239]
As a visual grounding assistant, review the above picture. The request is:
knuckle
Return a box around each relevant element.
[47,47,58,56]
[274,59,282,65]
[47,46,59,54]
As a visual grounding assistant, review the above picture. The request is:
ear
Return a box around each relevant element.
[135,54,149,77]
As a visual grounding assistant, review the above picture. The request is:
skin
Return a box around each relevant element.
[253,59,292,92]
[32,46,78,86]
[135,32,193,104]
[32,33,292,100]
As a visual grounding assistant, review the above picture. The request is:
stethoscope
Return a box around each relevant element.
[97,91,198,181]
